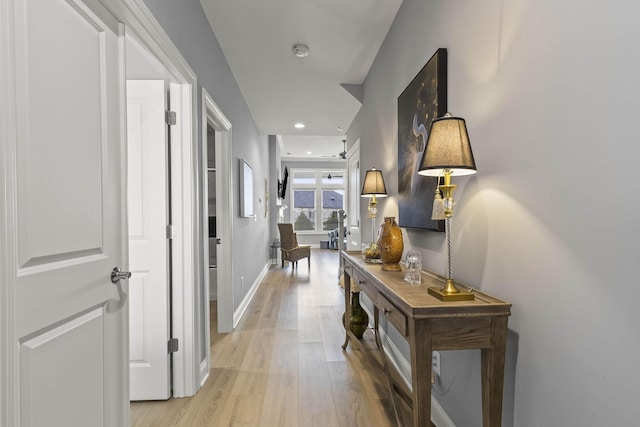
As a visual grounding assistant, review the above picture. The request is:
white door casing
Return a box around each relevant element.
[346,140,362,250]
[202,89,234,335]
[127,80,171,400]
[1,0,128,425]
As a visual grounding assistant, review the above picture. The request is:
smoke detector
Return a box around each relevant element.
[292,43,309,58]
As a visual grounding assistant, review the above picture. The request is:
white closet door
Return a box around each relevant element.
[127,80,171,401]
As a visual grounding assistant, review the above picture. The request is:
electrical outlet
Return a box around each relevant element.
[432,351,441,377]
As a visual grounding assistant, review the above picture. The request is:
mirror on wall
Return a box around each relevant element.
[240,158,254,217]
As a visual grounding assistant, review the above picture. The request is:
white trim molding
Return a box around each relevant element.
[233,263,271,328]
[200,88,234,389]
[203,89,234,334]
[0,1,17,424]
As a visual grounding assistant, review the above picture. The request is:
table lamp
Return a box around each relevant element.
[418,113,476,301]
[361,168,387,258]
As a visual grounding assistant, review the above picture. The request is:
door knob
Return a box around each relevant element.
[111,267,132,283]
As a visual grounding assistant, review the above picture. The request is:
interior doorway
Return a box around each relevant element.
[202,89,233,335]
[124,26,200,398]
[200,88,234,387]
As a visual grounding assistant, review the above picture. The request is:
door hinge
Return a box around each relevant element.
[168,338,179,354]
[165,110,177,126]
[166,224,174,239]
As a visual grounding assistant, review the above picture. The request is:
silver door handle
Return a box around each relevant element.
[111,267,132,283]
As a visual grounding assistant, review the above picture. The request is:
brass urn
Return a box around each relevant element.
[377,217,403,271]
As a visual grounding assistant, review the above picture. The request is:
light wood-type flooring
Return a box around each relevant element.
[130,249,419,427]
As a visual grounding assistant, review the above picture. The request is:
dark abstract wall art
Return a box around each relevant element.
[397,48,447,231]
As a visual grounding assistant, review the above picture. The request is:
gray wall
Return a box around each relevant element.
[348,0,640,425]
[142,0,270,308]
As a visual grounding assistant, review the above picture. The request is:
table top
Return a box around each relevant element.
[341,251,511,319]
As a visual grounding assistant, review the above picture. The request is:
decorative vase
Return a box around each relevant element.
[342,292,369,339]
[377,217,403,271]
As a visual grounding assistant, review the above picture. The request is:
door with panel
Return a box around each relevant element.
[127,80,171,401]
[1,0,129,425]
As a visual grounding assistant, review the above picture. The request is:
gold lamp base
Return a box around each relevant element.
[428,279,475,302]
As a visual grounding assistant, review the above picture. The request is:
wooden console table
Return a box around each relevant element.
[341,251,511,427]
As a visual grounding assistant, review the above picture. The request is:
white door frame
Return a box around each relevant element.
[200,89,234,386]
[0,3,16,421]
[100,0,200,397]
[346,139,362,250]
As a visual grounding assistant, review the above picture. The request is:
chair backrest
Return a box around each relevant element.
[278,223,298,250]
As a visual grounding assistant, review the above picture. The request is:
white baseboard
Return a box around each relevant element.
[361,306,456,427]
[199,359,209,388]
[233,262,271,327]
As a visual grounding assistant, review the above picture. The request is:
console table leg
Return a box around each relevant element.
[481,317,508,427]
[341,270,352,350]
[341,332,350,350]
[410,320,432,427]
[373,306,382,349]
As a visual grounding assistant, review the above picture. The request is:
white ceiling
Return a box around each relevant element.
[200,0,402,160]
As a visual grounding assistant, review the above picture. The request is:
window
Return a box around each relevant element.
[293,189,315,230]
[322,189,343,230]
[290,169,345,232]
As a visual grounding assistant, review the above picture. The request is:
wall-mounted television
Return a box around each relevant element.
[279,167,288,199]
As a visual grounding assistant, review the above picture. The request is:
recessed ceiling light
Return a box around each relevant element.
[306,151,312,155]
[294,123,305,129]
[292,43,309,58]
[337,126,344,132]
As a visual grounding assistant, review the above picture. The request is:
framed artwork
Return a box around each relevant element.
[240,158,254,217]
[397,48,447,231]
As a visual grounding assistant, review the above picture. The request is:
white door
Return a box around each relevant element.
[127,80,171,400]
[346,141,362,250]
[1,0,128,425]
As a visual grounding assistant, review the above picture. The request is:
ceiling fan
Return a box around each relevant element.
[339,139,347,159]
[320,139,348,159]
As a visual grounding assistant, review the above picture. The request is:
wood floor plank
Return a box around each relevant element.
[129,396,192,427]
[230,329,275,396]
[215,393,264,426]
[276,278,299,331]
[327,360,376,426]
[316,304,348,362]
[173,368,238,427]
[258,330,299,426]
[298,341,340,427]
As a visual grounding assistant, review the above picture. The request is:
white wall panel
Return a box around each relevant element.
[16,0,109,267]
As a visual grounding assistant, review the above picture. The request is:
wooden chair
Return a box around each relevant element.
[277,223,311,269]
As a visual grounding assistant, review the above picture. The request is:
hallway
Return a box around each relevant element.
[130,249,404,426]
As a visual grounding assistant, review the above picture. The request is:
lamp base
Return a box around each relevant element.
[428,285,475,302]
